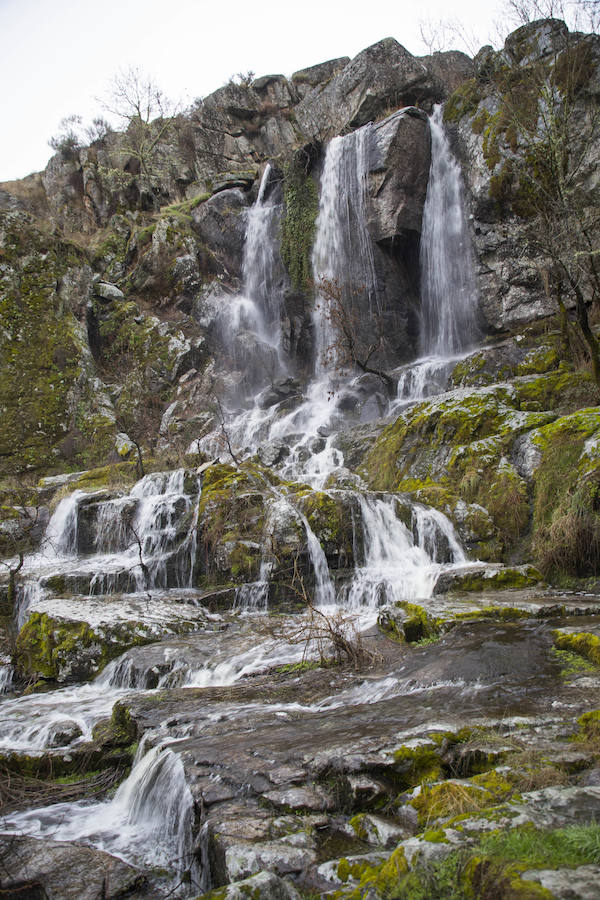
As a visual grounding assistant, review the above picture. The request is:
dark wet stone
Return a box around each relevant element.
[0,834,146,899]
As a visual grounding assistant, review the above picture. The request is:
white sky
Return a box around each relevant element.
[0,0,509,182]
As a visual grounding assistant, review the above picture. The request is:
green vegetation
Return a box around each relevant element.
[0,213,84,475]
[280,154,319,292]
[444,79,482,123]
[333,823,600,898]
[554,631,600,667]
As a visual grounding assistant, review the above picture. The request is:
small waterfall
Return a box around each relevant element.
[2,741,199,887]
[233,559,271,612]
[0,663,13,694]
[312,125,377,373]
[419,104,479,358]
[413,503,466,565]
[300,512,336,606]
[343,494,464,609]
[14,580,46,629]
[90,469,199,595]
[42,490,84,558]
[94,496,136,554]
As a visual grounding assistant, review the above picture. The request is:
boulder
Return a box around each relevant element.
[200,870,302,899]
[94,281,125,303]
[419,50,475,96]
[192,188,248,279]
[0,834,146,899]
[291,56,350,97]
[368,108,431,241]
[295,38,435,141]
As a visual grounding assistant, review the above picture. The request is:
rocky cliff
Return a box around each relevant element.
[2,20,600,900]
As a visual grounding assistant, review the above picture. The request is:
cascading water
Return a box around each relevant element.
[342,494,465,610]
[215,165,287,389]
[312,125,378,374]
[391,103,479,410]
[420,104,479,358]
[242,163,287,347]
[3,740,200,890]
[0,107,485,897]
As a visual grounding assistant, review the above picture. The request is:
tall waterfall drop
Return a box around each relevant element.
[419,104,479,357]
[312,125,378,374]
[242,163,287,351]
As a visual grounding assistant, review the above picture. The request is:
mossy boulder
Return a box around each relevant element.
[15,610,194,683]
[378,601,440,643]
[434,564,543,595]
[0,211,115,475]
[92,701,138,748]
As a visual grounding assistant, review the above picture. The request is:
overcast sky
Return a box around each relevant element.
[1,0,512,182]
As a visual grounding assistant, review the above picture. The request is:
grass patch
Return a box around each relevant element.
[480,822,600,868]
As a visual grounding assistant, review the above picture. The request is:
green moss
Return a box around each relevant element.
[574,708,600,740]
[362,385,551,495]
[333,846,409,899]
[15,611,163,682]
[551,646,597,678]
[92,701,137,747]
[444,79,482,123]
[470,770,514,800]
[451,352,488,387]
[515,345,561,376]
[393,743,443,788]
[0,213,86,475]
[72,461,138,492]
[423,828,449,843]
[348,814,369,842]
[553,631,600,667]
[16,612,99,680]
[274,660,320,674]
[280,155,319,292]
[471,108,491,135]
[443,568,542,594]
[398,601,440,642]
[512,369,597,413]
[159,194,211,216]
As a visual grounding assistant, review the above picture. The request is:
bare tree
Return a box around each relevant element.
[503,0,600,32]
[101,66,179,198]
[48,114,111,158]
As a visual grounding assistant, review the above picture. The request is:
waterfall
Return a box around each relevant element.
[242,163,287,345]
[343,494,458,609]
[42,490,83,558]
[2,741,199,887]
[216,165,287,386]
[300,512,336,606]
[312,125,377,374]
[419,104,479,358]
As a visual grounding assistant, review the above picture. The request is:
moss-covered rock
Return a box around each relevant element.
[15,610,198,683]
[280,153,319,293]
[92,701,138,747]
[434,564,543,594]
[553,631,600,667]
[0,212,104,475]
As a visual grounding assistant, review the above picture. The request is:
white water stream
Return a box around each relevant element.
[1,108,481,894]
